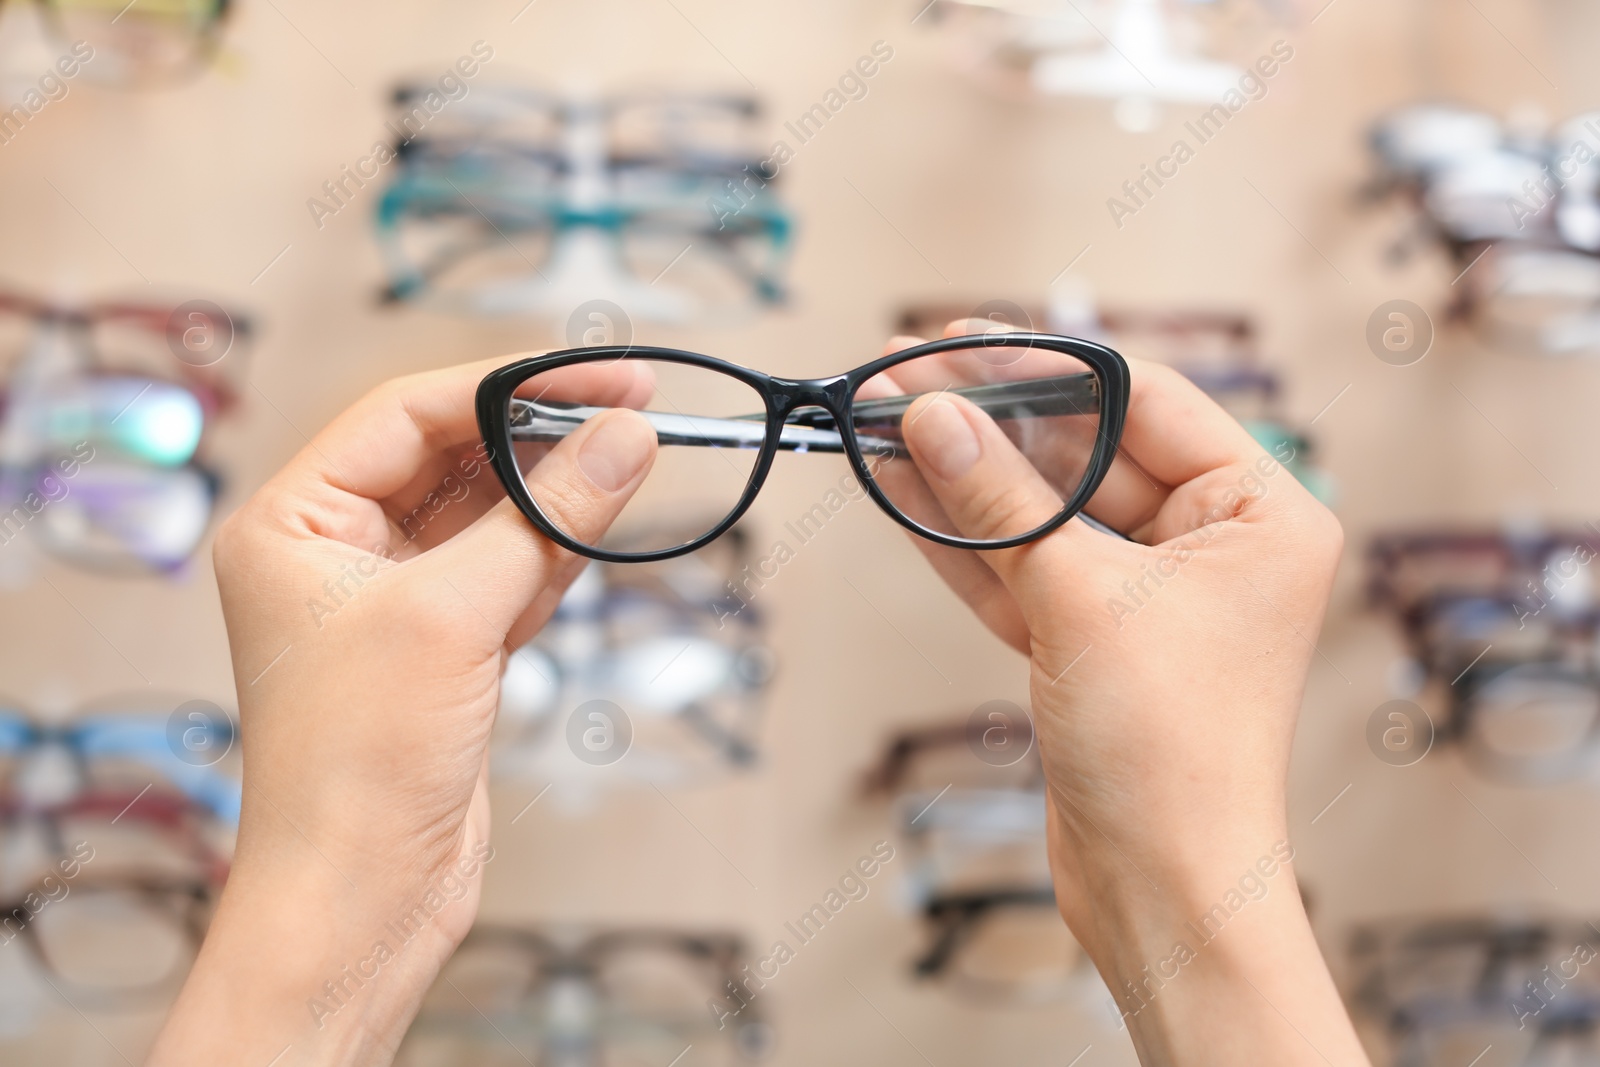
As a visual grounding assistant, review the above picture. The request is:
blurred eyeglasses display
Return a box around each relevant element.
[920,0,1279,131]
[375,85,793,323]
[0,870,216,1006]
[0,740,231,1022]
[1368,529,1600,784]
[0,699,241,826]
[395,925,772,1067]
[862,717,1092,1003]
[0,0,234,87]
[495,523,774,797]
[1367,102,1600,355]
[898,298,1335,503]
[0,288,248,577]
[1346,916,1600,1066]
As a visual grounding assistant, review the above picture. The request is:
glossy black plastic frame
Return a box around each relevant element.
[476,333,1130,563]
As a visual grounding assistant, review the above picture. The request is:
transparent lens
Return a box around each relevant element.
[949,902,1083,1002]
[380,185,557,310]
[607,94,757,168]
[46,0,220,85]
[598,939,726,1028]
[1466,666,1600,781]
[1480,247,1600,354]
[619,204,786,308]
[507,358,764,555]
[31,461,214,572]
[31,884,193,995]
[853,341,1103,542]
[424,934,542,1017]
[21,376,204,467]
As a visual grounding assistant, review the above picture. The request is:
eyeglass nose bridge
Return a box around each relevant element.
[764,375,851,421]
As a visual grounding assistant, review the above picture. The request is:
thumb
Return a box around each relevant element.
[899,392,1105,600]
[416,407,658,635]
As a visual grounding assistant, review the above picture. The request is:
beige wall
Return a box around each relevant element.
[0,0,1591,1063]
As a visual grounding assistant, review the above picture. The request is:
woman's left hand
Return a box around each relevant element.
[149,355,659,1065]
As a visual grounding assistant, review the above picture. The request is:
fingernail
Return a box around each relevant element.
[909,396,980,480]
[577,411,655,493]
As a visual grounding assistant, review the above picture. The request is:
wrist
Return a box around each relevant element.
[149,845,490,1066]
[1058,833,1368,1066]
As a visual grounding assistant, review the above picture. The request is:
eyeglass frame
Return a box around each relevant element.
[0,287,253,416]
[0,869,215,1004]
[0,786,234,886]
[913,884,1067,984]
[476,333,1130,564]
[1348,916,1600,1037]
[375,172,792,307]
[0,705,240,825]
[414,924,771,1048]
[0,0,235,88]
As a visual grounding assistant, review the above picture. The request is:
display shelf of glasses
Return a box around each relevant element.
[0,695,237,1049]
[861,718,1100,1006]
[0,288,251,584]
[491,528,775,806]
[393,923,773,1067]
[374,86,793,325]
[898,296,1335,504]
[1366,102,1600,356]
[918,0,1290,130]
[1344,914,1600,1067]
[1366,527,1600,786]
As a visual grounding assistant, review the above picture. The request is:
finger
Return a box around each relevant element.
[900,536,1033,652]
[866,330,1080,637]
[279,355,650,509]
[417,407,659,636]
[374,355,657,555]
[899,391,1105,594]
[381,443,511,557]
[1066,360,1270,541]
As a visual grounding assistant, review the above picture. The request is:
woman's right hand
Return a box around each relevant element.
[888,323,1369,1066]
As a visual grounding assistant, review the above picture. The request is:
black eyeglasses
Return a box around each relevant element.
[914,886,1088,1004]
[1368,530,1600,783]
[1347,916,1600,1058]
[477,333,1129,562]
[2,872,215,1004]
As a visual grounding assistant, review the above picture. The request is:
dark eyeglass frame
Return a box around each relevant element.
[860,719,1042,796]
[477,333,1130,564]
[1349,917,1600,1040]
[0,288,252,415]
[1367,529,1600,611]
[453,924,753,976]
[913,884,1061,982]
[0,703,240,824]
[0,786,233,886]
[0,871,215,1004]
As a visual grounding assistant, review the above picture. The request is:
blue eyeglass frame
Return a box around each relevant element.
[0,710,240,826]
[476,332,1130,564]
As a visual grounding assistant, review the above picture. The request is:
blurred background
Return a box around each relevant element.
[3,0,1600,1063]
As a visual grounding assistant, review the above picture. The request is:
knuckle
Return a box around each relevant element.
[210,510,246,574]
[1305,501,1344,561]
[972,482,1050,541]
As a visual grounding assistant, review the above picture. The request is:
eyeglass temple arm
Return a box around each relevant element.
[797,372,1101,429]
[507,372,1102,455]
[510,398,856,452]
